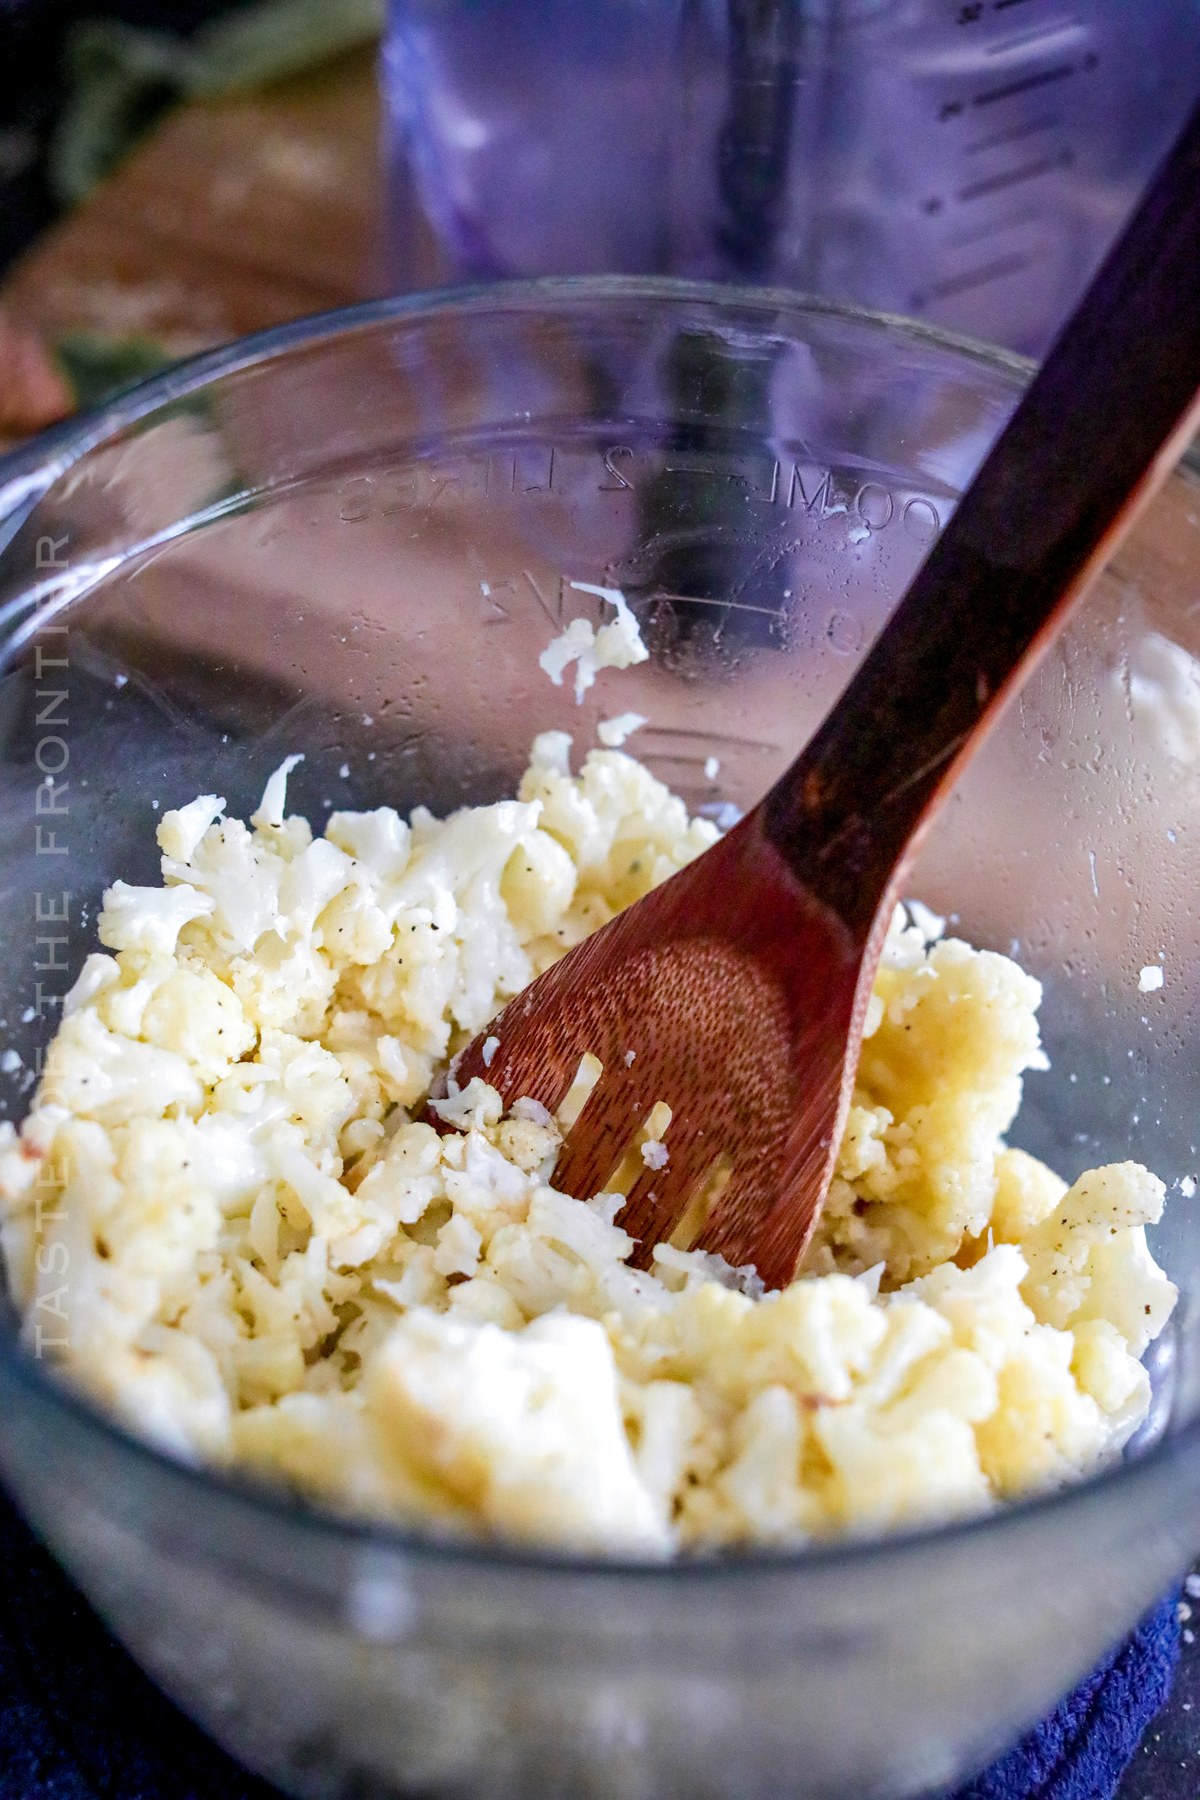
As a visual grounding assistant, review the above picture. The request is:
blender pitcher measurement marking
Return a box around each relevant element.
[898,0,1103,329]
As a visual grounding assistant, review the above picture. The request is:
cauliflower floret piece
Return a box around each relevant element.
[230,930,336,1038]
[317,887,394,968]
[103,1118,223,1297]
[235,1235,356,1398]
[707,1387,822,1544]
[491,1111,561,1176]
[432,1077,503,1133]
[353,1121,446,1230]
[249,755,304,833]
[164,816,284,957]
[325,807,411,884]
[276,838,356,937]
[94,1326,232,1463]
[37,1009,202,1126]
[63,952,120,1017]
[1071,1318,1150,1441]
[371,800,539,1038]
[99,880,214,958]
[598,712,648,748]
[538,585,649,704]
[434,1213,482,1278]
[623,1378,706,1515]
[990,1146,1068,1243]
[500,829,577,937]
[446,1276,527,1331]
[518,747,716,917]
[233,1391,373,1500]
[364,1308,669,1553]
[138,963,256,1083]
[815,1401,991,1533]
[974,1329,1111,1498]
[808,925,1049,1282]
[156,794,225,863]
[231,1389,460,1524]
[1019,1161,1176,1357]
[442,1131,537,1245]
[256,1030,352,1142]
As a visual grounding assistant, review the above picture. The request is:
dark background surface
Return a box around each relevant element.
[0,0,258,277]
[0,1482,275,1799]
[1119,1596,1200,1800]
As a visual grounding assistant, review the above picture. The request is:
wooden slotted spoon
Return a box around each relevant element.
[453,102,1200,1291]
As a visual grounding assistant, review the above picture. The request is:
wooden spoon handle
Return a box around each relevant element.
[764,96,1200,942]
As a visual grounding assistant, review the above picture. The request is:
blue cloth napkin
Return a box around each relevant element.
[0,1487,1178,1799]
[954,1589,1179,1800]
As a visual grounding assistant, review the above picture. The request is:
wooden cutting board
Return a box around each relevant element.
[0,40,442,446]
[2,44,385,354]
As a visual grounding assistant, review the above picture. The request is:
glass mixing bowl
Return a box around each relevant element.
[0,278,1198,1800]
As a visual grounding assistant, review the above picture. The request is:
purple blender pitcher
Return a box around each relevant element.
[382,0,1200,357]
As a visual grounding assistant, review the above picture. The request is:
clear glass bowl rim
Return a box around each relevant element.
[0,272,1187,1584]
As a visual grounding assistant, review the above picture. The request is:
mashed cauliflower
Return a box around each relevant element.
[538,583,650,703]
[0,737,1177,1555]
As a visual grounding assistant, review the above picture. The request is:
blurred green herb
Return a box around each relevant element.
[54,329,176,409]
[51,0,384,206]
